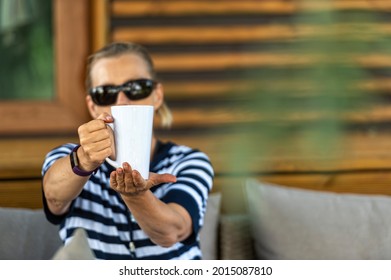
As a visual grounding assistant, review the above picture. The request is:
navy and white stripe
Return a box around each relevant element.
[41,141,214,260]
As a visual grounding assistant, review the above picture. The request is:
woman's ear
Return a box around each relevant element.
[86,95,99,119]
[153,83,164,111]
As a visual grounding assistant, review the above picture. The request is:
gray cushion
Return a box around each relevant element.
[246,178,391,260]
[199,192,222,260]
[0,207,62,259]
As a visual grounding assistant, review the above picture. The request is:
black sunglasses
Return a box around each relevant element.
[89,79,157,106]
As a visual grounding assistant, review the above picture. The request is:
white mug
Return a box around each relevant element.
[107,105,154,179]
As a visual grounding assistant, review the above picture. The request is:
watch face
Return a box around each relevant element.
[70,145,95,176]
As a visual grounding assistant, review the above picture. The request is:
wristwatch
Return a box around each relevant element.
[70,145,97,176]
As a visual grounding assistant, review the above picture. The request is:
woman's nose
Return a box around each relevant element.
[116,91,132,105]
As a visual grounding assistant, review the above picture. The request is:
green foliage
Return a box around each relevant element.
[225,0,391,174]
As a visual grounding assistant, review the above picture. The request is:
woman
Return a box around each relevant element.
[42,42,214,259]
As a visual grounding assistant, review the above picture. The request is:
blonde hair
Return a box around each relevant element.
[86,42,173,129]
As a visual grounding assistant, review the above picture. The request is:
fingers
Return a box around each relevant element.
[77,115,115,166]
[110,163,178,197]
[79,120,106,136]
[78,114,113,150]
[110,168,128,194]
[96,112,114,123]
[110,163,149,196]
[110,171,118,189]
[122,163,134,186]
[132,169,145,187]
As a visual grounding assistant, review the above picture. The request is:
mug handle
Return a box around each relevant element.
[105,123,120,167]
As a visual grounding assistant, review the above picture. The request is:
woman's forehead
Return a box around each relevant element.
[91,54,150,85]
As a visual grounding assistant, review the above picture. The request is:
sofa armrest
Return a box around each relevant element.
[219,214,255,259]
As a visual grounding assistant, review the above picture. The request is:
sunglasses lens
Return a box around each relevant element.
[124,80,155,100]
[90,86,118,106]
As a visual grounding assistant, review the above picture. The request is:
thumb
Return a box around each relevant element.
[148,173,177,186]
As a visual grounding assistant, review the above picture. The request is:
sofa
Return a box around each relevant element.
[221,178,391,260]
[3,178,391,260]
[0,193,224,260]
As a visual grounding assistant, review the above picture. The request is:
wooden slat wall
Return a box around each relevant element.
[108,0,391,213]
[109,0,391,127]
[0,137,79,208]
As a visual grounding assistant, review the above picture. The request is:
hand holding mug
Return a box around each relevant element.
[77,112,115,171]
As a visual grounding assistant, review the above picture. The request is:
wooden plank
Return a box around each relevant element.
[0,102,82,135]
[161,130,391,175]
[358,55,391,68]
[164,80,261,99]
[164,103,391,131]
[113,23,391,44]
[163,78,391,99]
[112,0,295,16]
[301,0,391,11]
[91,0,110,52]
[111,0,391,17]
[54,0,91,125]
[359,78,391,92]
[151,52,391,72]
[152,52,315,71]
[112,25,297,44]
[0,137,78,179]
[0,180,43,209]
[261,172,391,195]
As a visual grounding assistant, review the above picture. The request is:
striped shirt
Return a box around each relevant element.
[41,140,214,260]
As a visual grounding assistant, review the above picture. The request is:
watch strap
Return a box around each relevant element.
[70,145,97,176]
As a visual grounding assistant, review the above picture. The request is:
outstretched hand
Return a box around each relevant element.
[110,162,177,196]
